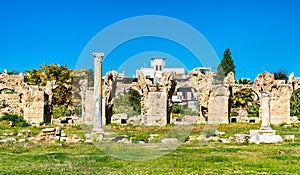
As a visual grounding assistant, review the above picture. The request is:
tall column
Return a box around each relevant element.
[93,53,104,131]
[260,91,271,130]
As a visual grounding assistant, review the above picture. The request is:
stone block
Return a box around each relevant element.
[250,130,276,137]
[42,128,56,133]
[111,113,128,124]
[18,139,26,143]
[249,135,282,144]
[161,138,178,144]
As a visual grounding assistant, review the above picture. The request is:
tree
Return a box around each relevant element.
[236,78,251,84]
[232,89,254,108]
[273,69,288,81]
[26,64,74,118]
[217,48,236,81]
[128,88,141,114]
[231,89,258,118]
[290,89,300,117]
[113,92,141,117]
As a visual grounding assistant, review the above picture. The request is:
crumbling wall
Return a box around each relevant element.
[270,85,292,124]
[253,72,293,124]
[79,79,94,125]
[207,85,230,124]
[0,73,53,124]
[189,69,213,120]
[189,71,298,125]
[78,68,300,126]
[131,71,176,125]
[160,72,177,124]
[103,71,118,124]
[131,71,152,115]
[23,90,45,123]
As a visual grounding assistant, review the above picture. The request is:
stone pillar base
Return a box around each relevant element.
[249,129,282,144]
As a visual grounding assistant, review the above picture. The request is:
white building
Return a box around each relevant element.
[137,58,185,83]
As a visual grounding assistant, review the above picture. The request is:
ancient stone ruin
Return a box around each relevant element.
[131,71,177,126]
[0,73,54,124]
[78,65,300,126]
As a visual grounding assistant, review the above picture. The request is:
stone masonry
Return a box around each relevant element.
[0,73,54,124]
[77,57,300,126]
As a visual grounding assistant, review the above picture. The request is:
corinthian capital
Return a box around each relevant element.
[93,53,104,63]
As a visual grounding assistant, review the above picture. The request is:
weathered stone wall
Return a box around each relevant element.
[103,71,118,124]
[144,92,167,126]
[131,71,176,125]
[23,90,45,123]
[270,85,292,124]
[79,79,95,125]
[0,73,54,124]
[189,69,213,120]
[78,67,300,126]
[207,85,230,124]
[188,71,299,125]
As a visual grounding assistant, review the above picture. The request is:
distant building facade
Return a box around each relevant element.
[137,58,185,83]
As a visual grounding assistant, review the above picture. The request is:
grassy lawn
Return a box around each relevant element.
[0,123,300,174]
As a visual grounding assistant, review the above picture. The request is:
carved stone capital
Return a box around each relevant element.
[93,53,104,64]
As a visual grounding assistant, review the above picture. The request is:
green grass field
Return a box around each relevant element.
[0,122,299,174]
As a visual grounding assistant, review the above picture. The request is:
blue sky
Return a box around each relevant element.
[0,0,300,80]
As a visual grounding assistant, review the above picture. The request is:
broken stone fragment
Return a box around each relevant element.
[42,128,55,133]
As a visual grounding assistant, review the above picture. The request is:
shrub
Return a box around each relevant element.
[230,111,238,116]
[53,105,71,118]
[0,113,29,127]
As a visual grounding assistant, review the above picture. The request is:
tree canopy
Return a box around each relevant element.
[217,48,236,81]
[273,69,288,81]
[113,89,141,117]
[26,64,74,117]
[290,89,300,117]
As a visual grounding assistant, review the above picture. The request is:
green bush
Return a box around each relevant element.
[230,111,238,116]
[0,113,29,127]
[53,105,71,118]
[172,104,182,114]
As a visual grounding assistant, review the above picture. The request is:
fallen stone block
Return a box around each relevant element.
[249,135,282,144]
[42,128,55,133]
[161,138,178,144]
[18,139,26,143]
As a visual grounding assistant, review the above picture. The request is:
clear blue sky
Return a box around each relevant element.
[1,0,299,80]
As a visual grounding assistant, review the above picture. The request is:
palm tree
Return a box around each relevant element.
[235,78,251,85]
[231,89,255,119]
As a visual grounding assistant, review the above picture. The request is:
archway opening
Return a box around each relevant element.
[230,88,260,123]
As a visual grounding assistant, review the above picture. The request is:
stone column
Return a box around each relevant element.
[93,53,104,132]
[260,91,271,130]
